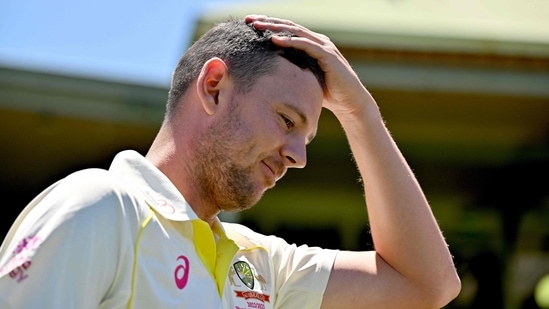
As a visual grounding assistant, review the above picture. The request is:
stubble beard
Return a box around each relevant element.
[192,105,264,213]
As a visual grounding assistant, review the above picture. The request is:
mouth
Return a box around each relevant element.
[262,161,276,178]
[262,160,285,182]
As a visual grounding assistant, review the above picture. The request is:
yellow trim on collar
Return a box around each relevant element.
[191,220,239,297]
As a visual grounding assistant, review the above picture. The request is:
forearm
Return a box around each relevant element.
[245,15,460,306]
[333,92,459,292]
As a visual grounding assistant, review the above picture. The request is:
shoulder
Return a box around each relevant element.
[222,222,288,249]
[58,168,135,199]
[24,168,150,236]
[223,222,338,259]
[0,169,142,306]
[2,168,150,267]
[49,168,144,210]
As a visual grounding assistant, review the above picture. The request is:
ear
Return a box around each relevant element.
[196,57,230,115]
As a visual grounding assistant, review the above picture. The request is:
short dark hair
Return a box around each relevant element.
[166,17,326,118]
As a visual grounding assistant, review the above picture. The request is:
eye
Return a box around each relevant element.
[281,114,294,129]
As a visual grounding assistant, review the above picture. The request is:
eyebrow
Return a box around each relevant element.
[282,103,317,143]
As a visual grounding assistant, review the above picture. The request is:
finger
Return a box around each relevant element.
[250,20,328,45]
[245,14,316,38]
[270,35,330,64]
[245,14,331,41]
[245,15,297,26]
[246,16,348,66]
[271,35,350,68]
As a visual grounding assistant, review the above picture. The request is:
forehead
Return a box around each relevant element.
[251,57,324,118]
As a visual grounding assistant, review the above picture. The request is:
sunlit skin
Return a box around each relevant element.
[189,61,323,214]
[148,57,323,224]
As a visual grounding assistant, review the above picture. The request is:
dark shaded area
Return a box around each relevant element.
[467,251,505,309]
[456,133,549,308]
[273,225,342,249]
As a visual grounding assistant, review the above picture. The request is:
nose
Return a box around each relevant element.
[281,138,307,168]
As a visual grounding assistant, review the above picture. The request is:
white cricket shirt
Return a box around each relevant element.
[0,150,337,308]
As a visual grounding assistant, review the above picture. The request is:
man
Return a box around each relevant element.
[0,15,461,308]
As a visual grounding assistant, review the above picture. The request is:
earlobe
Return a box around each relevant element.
[196,58,229,115]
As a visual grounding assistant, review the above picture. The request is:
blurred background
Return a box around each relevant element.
[1,0,548,308]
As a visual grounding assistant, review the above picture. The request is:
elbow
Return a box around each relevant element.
[427,269,462,308]
[409,266,461,309]
[446,271,462,305]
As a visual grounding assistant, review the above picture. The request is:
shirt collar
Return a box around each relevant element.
[108,150,199,221]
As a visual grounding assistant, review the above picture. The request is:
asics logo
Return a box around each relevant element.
[174,255,190,290]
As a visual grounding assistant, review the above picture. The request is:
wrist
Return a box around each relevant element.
[329,92,382,126]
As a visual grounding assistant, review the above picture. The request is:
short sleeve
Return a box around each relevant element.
[224,223,338,309]
[272,243,338,309]
[0,169,142,309]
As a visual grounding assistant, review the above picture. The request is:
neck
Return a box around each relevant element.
[146,124,220,227]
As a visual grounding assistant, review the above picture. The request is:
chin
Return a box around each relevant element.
[218,190,264,213]
[263,176,277,190]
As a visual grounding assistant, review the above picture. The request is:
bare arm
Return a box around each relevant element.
[246,15,461,309]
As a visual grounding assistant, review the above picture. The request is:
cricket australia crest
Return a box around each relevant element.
[233,261,254,289]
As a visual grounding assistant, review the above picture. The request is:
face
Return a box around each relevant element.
[191,58,324,213]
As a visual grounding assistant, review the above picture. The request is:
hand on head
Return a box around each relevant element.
[244,15,371,117]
